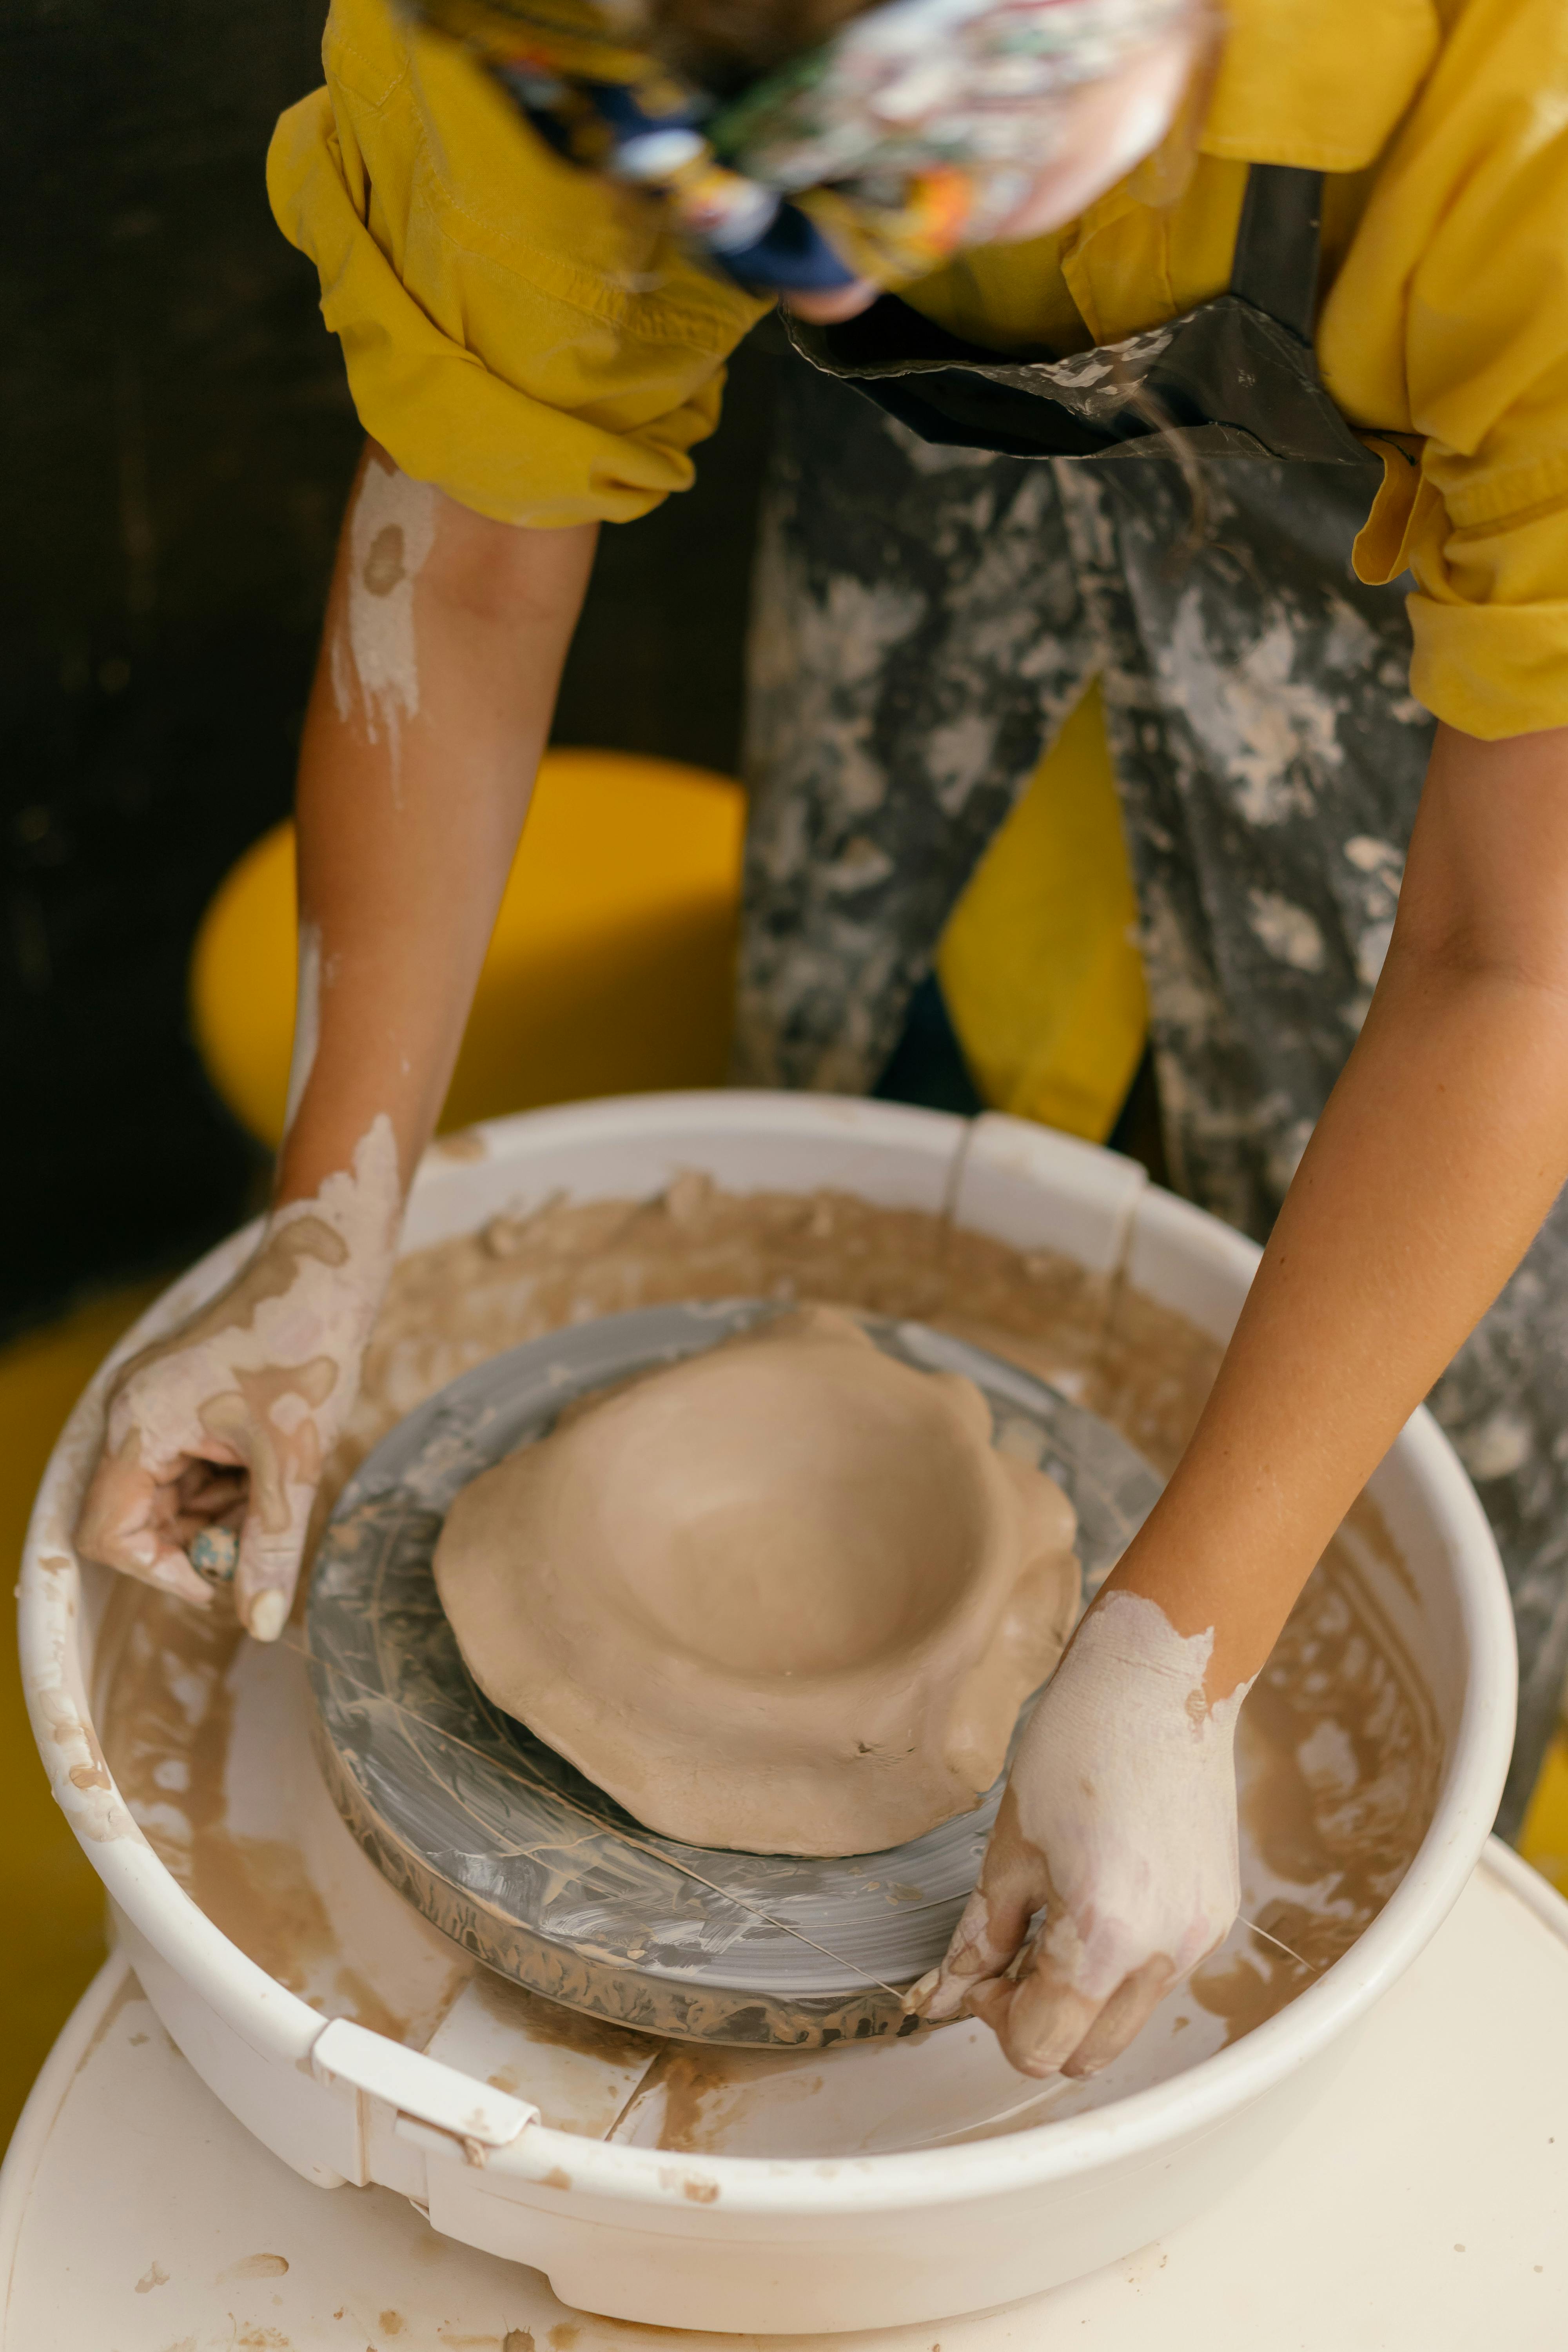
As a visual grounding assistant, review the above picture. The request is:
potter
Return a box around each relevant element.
[77,0,1568,2087]
[434,1306,1081,1854]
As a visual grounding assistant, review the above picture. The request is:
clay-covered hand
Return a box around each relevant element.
[908,1590,1248,2077]
[75,1121,400,1640]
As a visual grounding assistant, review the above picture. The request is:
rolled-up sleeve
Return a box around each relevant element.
[267,0,769,527]
[1402,476,1568,742]
[1336,0,1568,739]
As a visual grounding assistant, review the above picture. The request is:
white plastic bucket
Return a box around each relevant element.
[18,1094,1517,2332]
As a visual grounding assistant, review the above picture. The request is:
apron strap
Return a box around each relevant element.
[1230,164,1325,345]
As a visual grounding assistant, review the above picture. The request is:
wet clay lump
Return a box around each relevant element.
[433,1306,1080,1854]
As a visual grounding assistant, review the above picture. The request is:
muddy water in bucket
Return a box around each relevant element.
[97,1177,1440,2154]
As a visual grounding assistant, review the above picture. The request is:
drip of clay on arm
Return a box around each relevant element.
[921,720,1568,2078]
[281,443,597,1210]
[77,445,596,1635]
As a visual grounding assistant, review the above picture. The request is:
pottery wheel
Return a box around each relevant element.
[306,1301,1163,2048]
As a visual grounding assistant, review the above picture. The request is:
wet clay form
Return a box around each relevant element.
[433,1307,1081,1856]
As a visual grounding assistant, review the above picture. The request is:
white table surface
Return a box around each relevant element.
[2,1838,1565,2352]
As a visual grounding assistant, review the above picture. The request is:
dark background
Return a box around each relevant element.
[0,0,785,1338]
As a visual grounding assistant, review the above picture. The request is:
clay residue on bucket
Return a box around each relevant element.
[94,1578,466,2047]
[624,2043,829,2156]
[96,1588,345,2000]
[329,1174,1115,1497]
[96,1171,1442,2128]
[1189,1527,1441,2043]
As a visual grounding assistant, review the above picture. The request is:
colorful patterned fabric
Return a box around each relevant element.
[409,0,1192,292]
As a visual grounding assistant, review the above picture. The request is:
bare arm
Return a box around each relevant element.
[78,447,597,1635]
[1114,719,1568,1693]
[922,720,1568,2074]
[283,443,598,1201]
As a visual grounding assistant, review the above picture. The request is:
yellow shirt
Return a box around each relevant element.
[269,0,1568,739]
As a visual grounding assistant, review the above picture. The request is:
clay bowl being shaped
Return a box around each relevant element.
[303,1300,1161,2047]
[430,1304,1082,1858]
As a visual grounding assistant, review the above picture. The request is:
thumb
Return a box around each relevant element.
[232,1440,312,1643]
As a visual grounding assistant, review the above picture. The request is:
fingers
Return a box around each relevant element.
[915,1883,1034,2024]
[966,1937,1175,2081]
[76,1445,214,1610]
[969,1959,1102,2080]
[1060,1955,1175,2078]
[909,1788,1048,2023]
[172,1459,248,1529]
[912,1858,1180,2080]
[233,1452,310,1643]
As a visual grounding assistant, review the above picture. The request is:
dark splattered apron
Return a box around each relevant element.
[733,167,1567,1830]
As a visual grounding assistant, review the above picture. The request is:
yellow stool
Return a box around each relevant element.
[938,681,1149,1145]
[1520,1718,1568,1899]
[191,748,748,1147]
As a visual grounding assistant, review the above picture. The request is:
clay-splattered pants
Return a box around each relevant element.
[735,361,1568,1831]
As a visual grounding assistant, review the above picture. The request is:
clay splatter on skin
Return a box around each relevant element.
[915,1597,1254,2075]
[331,451,437,795]
[80,1114,402,1630]
[125,1217,350,1365]
[201,1359,341,1536]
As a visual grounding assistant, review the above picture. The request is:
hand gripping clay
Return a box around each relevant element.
[432,1306,1080,1855]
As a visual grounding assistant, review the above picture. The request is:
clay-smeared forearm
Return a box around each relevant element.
[929,720,1568,2079]
[78,448,597,1635]
[279,444,598,1209]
